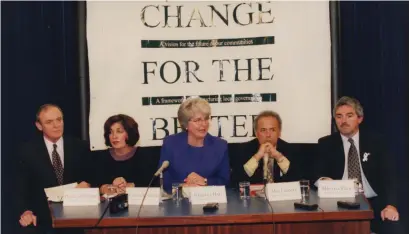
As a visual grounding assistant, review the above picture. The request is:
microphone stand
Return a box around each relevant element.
[135,173,160,234]
[263,155,275,234]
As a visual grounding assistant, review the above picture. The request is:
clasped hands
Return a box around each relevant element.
[183,172,206,186]
[111,177,135,194]
[254,142,283,161]
[100,177,135,195]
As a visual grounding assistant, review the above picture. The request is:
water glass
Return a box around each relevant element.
[300,180,310,198]
[239,181,250,199]
[352,178,363,195]
[172,183,183,201]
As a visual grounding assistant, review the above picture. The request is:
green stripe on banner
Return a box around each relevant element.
[141,36,275,49]
[142,96,185,106]
[142,93,276,106]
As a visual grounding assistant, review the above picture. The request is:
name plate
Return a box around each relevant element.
[265,182,301,201]
[44,182,78,202]
[127,187,160,205]
[318,180,355,198]
[63,188,100,206]
[189,186,227,205]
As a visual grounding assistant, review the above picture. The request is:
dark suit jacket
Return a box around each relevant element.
[314,131,398,209]
[230,138,302,187]
[15,135,90,231]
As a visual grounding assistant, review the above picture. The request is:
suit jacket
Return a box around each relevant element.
[314,131,398,209]
[230,138,302,187]
[159,132,230,193]
[15,135,90,231]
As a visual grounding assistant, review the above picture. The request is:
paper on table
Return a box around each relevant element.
[44,183,78,202]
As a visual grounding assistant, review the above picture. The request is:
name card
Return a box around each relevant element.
[182,187,192,199]
[63,188,100,206]
[127,187,160,205]
[44,182,78,202]
[318,180,355,198]
[265,182,301,201]
[189,186,227,205]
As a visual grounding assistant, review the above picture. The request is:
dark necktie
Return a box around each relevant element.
[52,144,64,185]
[347,138,362,184]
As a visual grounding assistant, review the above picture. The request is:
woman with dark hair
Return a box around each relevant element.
[91,114,157,194]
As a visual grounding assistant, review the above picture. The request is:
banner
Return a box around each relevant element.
[87,1,331,149]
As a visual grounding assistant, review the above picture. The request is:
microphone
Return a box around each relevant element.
[154,161,170,176]
[135,160,170,234]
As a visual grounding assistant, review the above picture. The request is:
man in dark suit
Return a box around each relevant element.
[16,104,91,234]
[230,110,301,187]
[314,96,400,233]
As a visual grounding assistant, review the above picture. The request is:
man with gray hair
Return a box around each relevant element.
[314,96,400,234]
[230,110,301,186]
[16,104,91,234]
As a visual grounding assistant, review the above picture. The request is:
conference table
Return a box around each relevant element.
[50,189,373,234]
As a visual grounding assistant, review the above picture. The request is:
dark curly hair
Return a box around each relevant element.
[103,114,139,147]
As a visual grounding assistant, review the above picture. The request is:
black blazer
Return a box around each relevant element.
[230,138,302,187]
[314,131,398,208]
[15,136,90,230]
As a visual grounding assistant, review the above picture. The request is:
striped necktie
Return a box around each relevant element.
[347,138,362,184]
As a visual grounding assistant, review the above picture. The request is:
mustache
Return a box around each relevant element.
[341,123,350,127]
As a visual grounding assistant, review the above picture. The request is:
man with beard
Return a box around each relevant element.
[314,96,400,234]
[230,110,301,186]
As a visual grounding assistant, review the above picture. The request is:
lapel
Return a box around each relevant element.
[63,137,74,182]
[358,131,370,176]
[35,137,59,185]
[202,133,215,158]
[334,133,346,178]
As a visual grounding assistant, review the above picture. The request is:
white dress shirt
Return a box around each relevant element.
[44,136,64,167]
[340,131,377,198]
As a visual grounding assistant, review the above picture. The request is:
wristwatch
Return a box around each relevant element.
[204,178,208,185]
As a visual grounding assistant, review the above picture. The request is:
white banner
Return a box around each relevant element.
[87,1,331,149]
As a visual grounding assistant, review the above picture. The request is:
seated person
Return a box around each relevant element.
[91,114,158,194]
[314,96,400,234]
[159,97,230,193]
[230,110,301,187]
[17,104,90,234]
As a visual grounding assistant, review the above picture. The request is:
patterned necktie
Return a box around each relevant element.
[52,144,64,185]
[266,158,274,183]
[347,138,362,184]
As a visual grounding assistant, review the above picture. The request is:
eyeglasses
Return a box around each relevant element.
[189,117,210,124]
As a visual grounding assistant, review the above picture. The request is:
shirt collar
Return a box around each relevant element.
[340,131,360,145]
[43,135,64,150]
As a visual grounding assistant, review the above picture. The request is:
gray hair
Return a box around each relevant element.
[254,110,282,132]
[333,96,364,117]
[36,104,63,122]
[178,97,211,130]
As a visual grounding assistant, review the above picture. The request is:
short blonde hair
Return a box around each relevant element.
[178,97,211,130]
